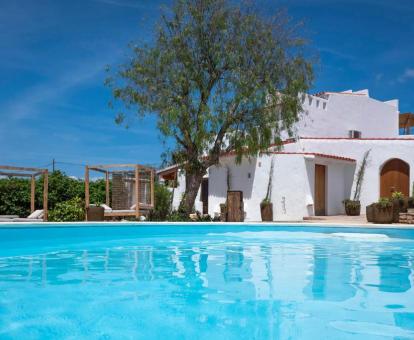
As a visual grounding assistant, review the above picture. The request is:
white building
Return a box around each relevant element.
[158,89,414,221]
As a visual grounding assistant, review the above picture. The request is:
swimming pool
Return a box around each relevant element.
[0,224,413,339]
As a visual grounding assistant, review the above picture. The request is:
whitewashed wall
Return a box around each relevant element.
[163,90,413,221]
[169,170,203,212]
[294,91,399,139]
[298,138,414,210]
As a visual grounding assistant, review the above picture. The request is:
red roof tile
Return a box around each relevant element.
[268,152,356,162]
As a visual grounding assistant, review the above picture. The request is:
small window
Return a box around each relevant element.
[316,100,320,108]
[323,102,327,110]
[308,97,313,106]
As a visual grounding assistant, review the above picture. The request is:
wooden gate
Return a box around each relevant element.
[226,191,244,222]
[380,158,410,197]
[314,164,326,216]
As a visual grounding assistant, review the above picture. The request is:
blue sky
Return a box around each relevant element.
[0,0,413,177]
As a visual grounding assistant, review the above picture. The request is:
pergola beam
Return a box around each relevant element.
[0,165,46,172]
[0,171,33,177]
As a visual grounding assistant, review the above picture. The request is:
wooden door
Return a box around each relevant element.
[314,164,326,216]
[226,191,244,222]
[380,159,410,197]
[200,178,209,215]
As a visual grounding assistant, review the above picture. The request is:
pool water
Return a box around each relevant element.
[0,225,414,339]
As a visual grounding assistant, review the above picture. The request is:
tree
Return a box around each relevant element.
[108,0,313,214]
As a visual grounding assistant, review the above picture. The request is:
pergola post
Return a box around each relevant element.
[150,169,155,207]
[85,166,90,221]
[135,165,140,219]
[43,170,48,221]
[30,175,35,213]
[105,171,110,206]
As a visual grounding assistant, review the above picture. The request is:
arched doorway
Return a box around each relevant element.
[380,158,410,197]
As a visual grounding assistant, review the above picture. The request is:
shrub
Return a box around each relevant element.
[0,171,107,217]
[0,178,32,217]
[343,199,360,208]
[167,210,191,222]
[49,197,85,222]
[147,182,172,221]
[391,191,404,201]
[377,197,392,209]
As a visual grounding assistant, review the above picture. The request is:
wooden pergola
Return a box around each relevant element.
[0,165,48,221]
[85,163,155,219]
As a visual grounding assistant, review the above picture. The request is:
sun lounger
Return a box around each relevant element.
[5,210,45,222]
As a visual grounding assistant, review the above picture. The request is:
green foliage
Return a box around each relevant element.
[377,197,392,209]
[167,210,191,222]
[391,191,404,201]
[343,199,360,209]
[353,149,371,201]
[49,197,85,222]
[0,171,108,217]
[40,171,83,210]
[147,182,172,221]
[108,0,313,213]
[0,178,32,216]
[261,198,271,205]
[89,179,108,205]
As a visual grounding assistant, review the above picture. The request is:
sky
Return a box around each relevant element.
[0,0,413,177]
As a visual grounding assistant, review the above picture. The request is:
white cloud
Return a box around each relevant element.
[398,68,414,83]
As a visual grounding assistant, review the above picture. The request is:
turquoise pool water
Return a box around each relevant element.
[0,224,414,339]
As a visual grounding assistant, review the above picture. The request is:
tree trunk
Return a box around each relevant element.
[180,171,205,215]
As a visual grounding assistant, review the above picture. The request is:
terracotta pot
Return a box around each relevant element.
[260,202,273,222]
[366,204,375,222]
[401,198,408,213]
[373,204,393,224]
[408,197,414,209]
[86,206,104,221]
[392,199,401,223]
[344,201,361,216]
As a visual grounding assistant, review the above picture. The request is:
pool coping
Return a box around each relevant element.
[0,221,413,230]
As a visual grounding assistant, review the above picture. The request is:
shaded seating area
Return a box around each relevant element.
[85,164,154,220]
[0,165,48,222]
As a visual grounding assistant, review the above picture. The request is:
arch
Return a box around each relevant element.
[380,158,410,197]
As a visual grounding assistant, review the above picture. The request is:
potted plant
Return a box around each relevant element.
[391,191,405,222]
[366,203,375,222]
[344,150,370,216]
[408,197,414,209]
[343,199,361,216]
[261,198,273,221]
[260,159,274,222]
[372,198,393,224]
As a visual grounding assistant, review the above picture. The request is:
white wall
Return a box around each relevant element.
[208,154,314,221]
[208,157,259,219]
[169,170,203,212]
[299,138,414,210]
[294,92,399,138]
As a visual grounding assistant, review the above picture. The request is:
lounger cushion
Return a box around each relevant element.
[100,204,112,212]
[27,210,44,219]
